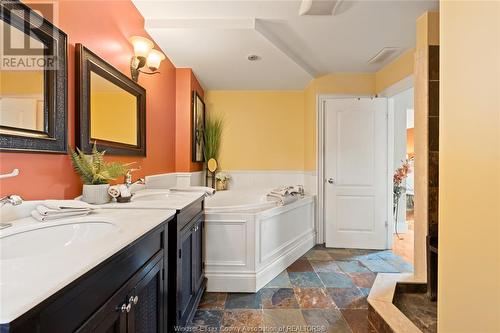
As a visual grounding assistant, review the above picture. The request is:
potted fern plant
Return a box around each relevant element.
[70,143,131,204]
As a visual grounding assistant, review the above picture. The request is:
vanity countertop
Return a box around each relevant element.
[0,208,176,324]
[89,188,205,210]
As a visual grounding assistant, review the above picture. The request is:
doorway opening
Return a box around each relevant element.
[389,87,415,264]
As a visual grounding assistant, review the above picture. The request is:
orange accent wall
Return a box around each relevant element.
[0,0,178,200]
[175,68,204,172]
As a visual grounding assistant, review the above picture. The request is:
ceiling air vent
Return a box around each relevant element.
[299,0,342,16]
[368,47,401,64]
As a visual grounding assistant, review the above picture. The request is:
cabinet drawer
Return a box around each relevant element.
[177,199,203,231]
[37,226,165,333]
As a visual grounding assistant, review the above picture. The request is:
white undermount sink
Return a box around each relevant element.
[132,192,185,201]
[0,221,118,260]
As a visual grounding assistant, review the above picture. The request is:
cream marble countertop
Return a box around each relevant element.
[0,208,176,324]
[87,188,205,210]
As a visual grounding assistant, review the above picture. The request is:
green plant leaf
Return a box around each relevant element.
[69,144,131,185]
[204,115,224,161]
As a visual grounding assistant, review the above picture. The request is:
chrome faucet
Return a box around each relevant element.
[124,170,145,189]
[0,195,23,230]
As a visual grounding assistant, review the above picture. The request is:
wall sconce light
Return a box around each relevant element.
[129,36,166,82]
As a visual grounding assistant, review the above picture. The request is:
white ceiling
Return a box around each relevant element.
[133,0,438,90]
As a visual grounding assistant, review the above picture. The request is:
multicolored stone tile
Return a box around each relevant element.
[325,248,354,260]
[349,272,377,289]
[327,287,367,309]
[225,292,262,309]
[304,249,333,261]
[317,272,356,288]
[302,308,352,333]
[310,260,342,273]
[286,258,314,272]
[198,292,227,310]
[263,309,306,333]
[293,287,334,309]
[191,310,223,332]
[288,272,324,288]
[192,246,410,333]
[260,288,299,309]
[264,270,292,288]
[337,260,371,273]
[221,310,263,329]
[358,258,400,273]
[341,309,377,333]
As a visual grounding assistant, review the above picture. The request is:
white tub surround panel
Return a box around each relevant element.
[144,170,318,196]
[205,196,315,292]
[144,171,205,189]
[0,208,176,324]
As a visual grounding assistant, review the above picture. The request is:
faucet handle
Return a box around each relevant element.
[0,194,23,206]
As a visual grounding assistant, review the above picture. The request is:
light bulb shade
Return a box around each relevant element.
[146,49,166,71]
[129,36,154,58]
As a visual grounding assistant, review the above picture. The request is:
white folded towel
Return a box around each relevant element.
[170,186,216,196]
[31,210,90,222]
[36,205,92,216]
[266,193,299,206]
[43,200,93,210]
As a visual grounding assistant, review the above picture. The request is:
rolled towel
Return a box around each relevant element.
[31,210,90,222]
[108,185,121,198]
[170,186,215,196]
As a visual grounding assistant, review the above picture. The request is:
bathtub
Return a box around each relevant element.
[204,189,316,292]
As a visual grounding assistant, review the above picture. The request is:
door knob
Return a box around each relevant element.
[327,178,335,184]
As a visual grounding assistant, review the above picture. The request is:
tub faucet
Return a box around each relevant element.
[0,194,23,230]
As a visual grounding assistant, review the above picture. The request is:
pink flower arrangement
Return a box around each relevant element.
[393,158,412,186]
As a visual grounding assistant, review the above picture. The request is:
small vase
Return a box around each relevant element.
[216,180,227,191]
[82,184,111,204]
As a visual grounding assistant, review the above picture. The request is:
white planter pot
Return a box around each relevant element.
[82,184,111,204]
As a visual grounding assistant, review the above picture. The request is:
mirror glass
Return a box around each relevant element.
[90,72,138,145]
[0,21,46,133]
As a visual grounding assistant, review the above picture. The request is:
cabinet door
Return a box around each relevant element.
[128,258,164,333]
[191,217,204,293]
[178,224,194,322]
[75,283,129,333]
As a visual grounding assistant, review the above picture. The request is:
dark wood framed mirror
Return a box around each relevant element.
[76,44,146,156]
[0,1,68,153]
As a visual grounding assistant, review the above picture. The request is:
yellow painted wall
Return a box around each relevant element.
[375,48,415,93]
[439,2,500,332]
[205,52,415,171]
[90,92,137,145]
[204,91,305,170]
[0,71,44,95]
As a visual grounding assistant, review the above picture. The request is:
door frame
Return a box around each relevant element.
[316,94,392,248]
[378,75,414,249]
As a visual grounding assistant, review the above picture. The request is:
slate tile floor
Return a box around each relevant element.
[190,246,413,332]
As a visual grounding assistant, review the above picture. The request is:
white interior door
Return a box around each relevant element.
[324,97,388,249]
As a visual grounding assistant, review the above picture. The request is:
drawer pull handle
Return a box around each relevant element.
[132,295,139,305]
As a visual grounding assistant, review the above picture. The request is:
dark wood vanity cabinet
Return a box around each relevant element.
[1,219,171,333]
[169,198,206,329]
[1,197,206,333]
[76,252,164,333]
